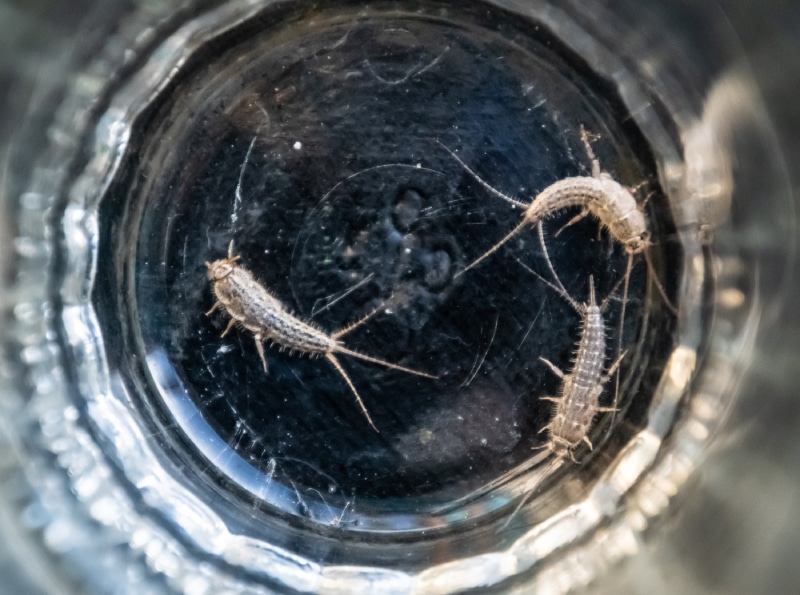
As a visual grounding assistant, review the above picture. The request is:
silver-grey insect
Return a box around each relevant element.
[536,280,624,459]
[496,224,626,527]
[524,222,626,462]
[439,128,674,319]
[205,241,437,432]
[441,127,672,431]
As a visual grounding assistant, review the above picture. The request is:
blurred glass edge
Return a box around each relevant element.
[596,3,800,594]
[0,1,798,594]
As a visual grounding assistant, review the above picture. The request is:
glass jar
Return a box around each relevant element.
[0,1,796,593]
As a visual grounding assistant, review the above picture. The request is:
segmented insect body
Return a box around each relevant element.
[205,242,436,432]
[442,130,650,278]
[443,129,673,435]
[208,258,331,355]
[496,226,626,528]
[537,279,626,461]
[539,279,610,460]
[530,174,647,253]
[530,222,627,457]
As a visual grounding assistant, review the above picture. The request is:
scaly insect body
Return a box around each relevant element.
[497,229,626,528]
[440,130,650,278]
[537,276,620,461]
[527,174,647,253]
[210,260,336,356]
[442,128,673,434]
[526,222,626,460]
[205,242,436,432]
[496,282,623,528]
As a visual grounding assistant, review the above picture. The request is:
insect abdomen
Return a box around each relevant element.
[550,307,606,449]
[529,176,607,222]
[529,176,646,247]
[569,307,605,396]
[215,267,335,354]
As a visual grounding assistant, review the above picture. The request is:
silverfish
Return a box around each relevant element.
[205,241,437,432]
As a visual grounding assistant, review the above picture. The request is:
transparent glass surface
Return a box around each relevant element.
[0,1,796,594]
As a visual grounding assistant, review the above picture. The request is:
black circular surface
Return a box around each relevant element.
[94,1,672,529]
